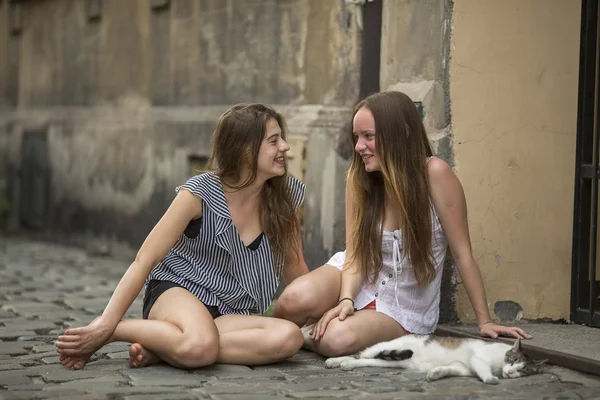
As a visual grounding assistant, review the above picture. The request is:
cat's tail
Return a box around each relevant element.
[374,349,413,361]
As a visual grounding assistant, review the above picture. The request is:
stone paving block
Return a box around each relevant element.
[287,389,368,398]
[0,375,33,386]
[125,394,202,400]
[63,316,97,328]
[2,383,53,391]
[63,298,108,314]
[211,396,288,400]
[13,364,62,377]
[42,356,61,364]
[2,319,61,332]
[193,381,287,396]
[0,310,17,318]
[64,359,123,374]
[96,342,130,354]
[106,351,129,360]
[547,366,600,388]
[190,364,286,380]
[253,359,324,371]
[90,386,190,396]
[576,388,600,399]
[32,292,69,303]
[17,335,58,343]
[0,329,36,339]
[128,372,212,387]
[60,375,128,386]
[39,367,112,383]
[0,341,32,355]
[33,344,59,353]
[17,350,60,360]
[283,368,365,378]
[0,363,25,370]
[0,391,55,400]
[57,375,129,392]
[55,395,109,400]
[124,365,213,386]
[3,302,67,318]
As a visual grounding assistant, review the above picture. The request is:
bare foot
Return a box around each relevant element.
[301,323,317,352]
[129,343,161,368]
[60,354,87,370]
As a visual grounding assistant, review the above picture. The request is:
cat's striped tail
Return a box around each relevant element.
[374,349,413,361]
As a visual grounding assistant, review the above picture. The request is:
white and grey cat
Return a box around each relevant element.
[325,335,546,385]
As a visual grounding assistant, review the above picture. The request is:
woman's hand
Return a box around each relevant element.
[56,316,115,358]
[311,299,355,341]
[479,322,532,340]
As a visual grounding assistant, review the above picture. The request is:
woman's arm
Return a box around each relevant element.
[427,158,531,339]
[58,190,203,349]
[312,183,363,340]
[281,211,310,285]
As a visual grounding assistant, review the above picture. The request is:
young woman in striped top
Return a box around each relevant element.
[56,103,308,370]
[275,91,532,358]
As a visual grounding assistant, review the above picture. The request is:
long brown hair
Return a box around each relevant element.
[206,103,300,273]
[347,91,435,287]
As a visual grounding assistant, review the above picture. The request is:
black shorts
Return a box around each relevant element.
[142,280,222,320]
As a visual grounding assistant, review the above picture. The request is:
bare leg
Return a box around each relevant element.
[129,342,161,368]
[129,314,303,367]
[58,287,219,370]
[309,309,406,357]
[213,314,303,365]
[274,265,341,326]
[59,289,303,369]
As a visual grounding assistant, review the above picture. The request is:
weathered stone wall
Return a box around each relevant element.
[0,0,361,264]
[379,0,457,323]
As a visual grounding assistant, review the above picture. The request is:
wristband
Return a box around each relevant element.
[338,297,354,307]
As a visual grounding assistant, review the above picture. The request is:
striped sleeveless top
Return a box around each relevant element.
[146,173,305,316]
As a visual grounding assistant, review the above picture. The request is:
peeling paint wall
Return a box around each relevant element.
[379,0,458,323]
[450,0,581,322]
[0,0,361,261]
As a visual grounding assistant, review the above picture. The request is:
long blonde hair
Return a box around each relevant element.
[347,92,435,287]
[207,103,300,272]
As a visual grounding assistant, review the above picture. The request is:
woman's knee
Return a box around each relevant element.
[317,321,358,357]
[276,278,317,316]
[174,334,219,369]
[267,320,304,361]
[276,266,340,318]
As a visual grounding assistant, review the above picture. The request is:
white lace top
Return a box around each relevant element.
[327,163,448,334]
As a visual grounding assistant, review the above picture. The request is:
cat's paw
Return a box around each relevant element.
[482,376,499,385]
[340,360,357,371]
[325,356,351,369]
[427,367,446,382]
[375,349,413,361]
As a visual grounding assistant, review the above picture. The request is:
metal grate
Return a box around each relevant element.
[571,0,600,328]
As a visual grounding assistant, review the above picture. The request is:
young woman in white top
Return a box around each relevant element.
[274,91,532,357]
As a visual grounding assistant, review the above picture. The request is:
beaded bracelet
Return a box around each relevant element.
[338,297,354,307]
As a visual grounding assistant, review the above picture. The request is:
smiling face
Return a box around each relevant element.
[256,117,290,180]
[353,106,380,172]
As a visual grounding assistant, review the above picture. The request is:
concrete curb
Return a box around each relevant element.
[435,325,600,378]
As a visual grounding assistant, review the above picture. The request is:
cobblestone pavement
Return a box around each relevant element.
[1,237,600,399]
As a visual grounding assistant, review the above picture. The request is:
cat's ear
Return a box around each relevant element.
[531,359,548,374]
[512,337,522,352]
